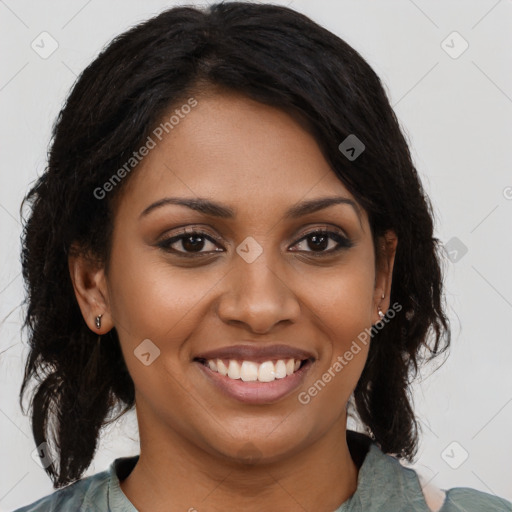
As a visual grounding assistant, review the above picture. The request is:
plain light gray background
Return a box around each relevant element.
[1,0,511,510]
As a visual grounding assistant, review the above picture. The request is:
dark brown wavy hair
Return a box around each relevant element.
[19,1,450,488]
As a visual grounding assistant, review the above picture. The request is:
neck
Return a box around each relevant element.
[120,409,359,512]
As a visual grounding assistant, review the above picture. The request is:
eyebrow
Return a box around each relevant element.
[139,195,362,223]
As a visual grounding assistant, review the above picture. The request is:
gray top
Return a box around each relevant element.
[13,433,512,511]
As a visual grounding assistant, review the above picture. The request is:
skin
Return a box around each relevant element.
[69,90,398,512]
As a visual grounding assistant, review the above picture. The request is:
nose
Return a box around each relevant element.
[216,248,301,334]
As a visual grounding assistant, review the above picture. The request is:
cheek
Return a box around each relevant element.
[106,232,215,347]
[308,260,376,344]
[297,272,374,419]
[106,242,217,402]
[110,264,215,345]
[301,254,375,398]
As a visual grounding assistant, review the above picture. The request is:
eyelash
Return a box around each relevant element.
[156,227,354,257]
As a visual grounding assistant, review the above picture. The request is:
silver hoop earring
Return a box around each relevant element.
[95,314,103,330]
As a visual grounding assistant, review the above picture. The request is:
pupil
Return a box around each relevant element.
[308,234,328,251]
[183,235,204,252]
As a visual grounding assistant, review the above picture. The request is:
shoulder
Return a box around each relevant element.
[440,487,512,511]
[385,449,512,512]
[347,436,511,512]
[12,467,111,512]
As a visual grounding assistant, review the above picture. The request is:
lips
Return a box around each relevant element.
[193,343,316,364]
[193,344,316,404]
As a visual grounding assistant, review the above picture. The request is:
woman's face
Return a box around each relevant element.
[81,91,396,463]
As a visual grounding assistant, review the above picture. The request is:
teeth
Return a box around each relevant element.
[275,360,287,379]
[228,360,241,379]
[217,359,228,376]
[258,361,276,382]
[205,358,304,382]
[240,361,258,382]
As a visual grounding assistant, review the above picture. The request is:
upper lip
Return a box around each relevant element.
[193,344,316,363]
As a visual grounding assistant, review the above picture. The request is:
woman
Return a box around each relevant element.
[14,2,511,511]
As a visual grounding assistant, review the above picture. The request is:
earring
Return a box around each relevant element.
[366,425,376,441]
[95,314,103,330]
[377,293,385,319]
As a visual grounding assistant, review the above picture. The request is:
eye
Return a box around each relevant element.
[157,227,353,257]
[290,229,353,255]
[157,229,224,256]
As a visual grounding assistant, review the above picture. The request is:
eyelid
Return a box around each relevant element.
[290,228,354,253]
[295,225,349,240]
[155,226,224,256]
[159,223,349,242]
[157,226,223,244]
[156,224,353,256]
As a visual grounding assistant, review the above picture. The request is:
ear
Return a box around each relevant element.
[68,244,113,334]
[372,230,398,324]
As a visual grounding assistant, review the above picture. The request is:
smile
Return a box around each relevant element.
[197,358,305,382]
[194,357,314,404]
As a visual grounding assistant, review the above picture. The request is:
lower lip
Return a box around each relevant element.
[195,360,313,404]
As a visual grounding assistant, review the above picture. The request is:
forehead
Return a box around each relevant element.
[115,91,365,225]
